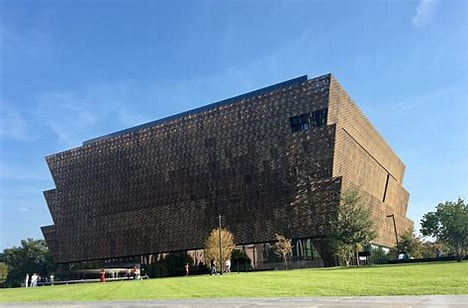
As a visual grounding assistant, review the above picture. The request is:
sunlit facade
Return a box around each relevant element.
[42,73,413,268]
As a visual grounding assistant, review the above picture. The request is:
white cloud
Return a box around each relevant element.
[412,0,438,28]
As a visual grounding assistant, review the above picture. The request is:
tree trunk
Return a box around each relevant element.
[355,246,360,267]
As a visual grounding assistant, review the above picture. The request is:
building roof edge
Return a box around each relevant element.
[83,74,310,146]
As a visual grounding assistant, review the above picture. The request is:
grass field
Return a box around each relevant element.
[1,262,467,303]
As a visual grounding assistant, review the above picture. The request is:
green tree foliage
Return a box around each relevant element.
[369,247,389,264]
[274,233,293,269]
[0,262,8,287]
[204,228,236,271]
[388,229,424,258]
[263,244,283,263]
[2,239,56,287]
[386,229,446,259]
[420,198,468,261]
[146,252,194,278]
[230,249,252,272]
[163,252,194,276]
[420,241,445,259]
[329,190,377,267]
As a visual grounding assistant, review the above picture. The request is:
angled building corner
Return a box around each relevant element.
[328,75,414,248]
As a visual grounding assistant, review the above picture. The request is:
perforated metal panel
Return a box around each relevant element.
[42,74,412,264]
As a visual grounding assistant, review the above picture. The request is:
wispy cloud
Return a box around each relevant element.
[37,91,99,147]
[0,103,28,141]
[34,80,152,148]
[412,0,438,28]
[0,163,50,181]
[0,24,52,66]
[388,84,460,114]
[25,26,314,150]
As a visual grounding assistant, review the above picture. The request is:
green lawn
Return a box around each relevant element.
[1,262,467,303]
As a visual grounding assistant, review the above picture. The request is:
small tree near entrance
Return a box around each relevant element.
[204,228,236,272]
[329,190,376,267]
[274,233,293,269]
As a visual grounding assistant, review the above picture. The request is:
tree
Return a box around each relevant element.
[146,252,194,278]
[419,241,445,258]
[329,190,377,267]
[204,228,236,272]
[369,246,389,264]
[389,229,424,258]
[163,252,194,276]
[420,198,468,261]
[274,233,293,269]
[2,239,56,287]
[0,262,8,287]
[230,249,252,272]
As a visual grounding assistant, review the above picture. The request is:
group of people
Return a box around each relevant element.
[100,266,142,282]
[209,258,231,275]
[26,259,235,286]
[25,273,52,287]
[183,258,231,276]
[25,273,36,287]
[124,266,141,280]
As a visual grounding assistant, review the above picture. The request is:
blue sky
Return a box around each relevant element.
[0,0,467,251]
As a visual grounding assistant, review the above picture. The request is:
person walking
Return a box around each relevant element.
[135,267,141,280]
[210,258,217,276]
[100,269,106,283]
[225,259,231,273]
[30,273,38,287]
[185,263,190,276]
[25,273,29,288]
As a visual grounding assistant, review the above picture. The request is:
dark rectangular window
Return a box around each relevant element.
[311,108,328,127]
[289,113,310,132]
[290,108,327,133]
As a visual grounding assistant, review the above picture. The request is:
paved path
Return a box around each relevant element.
[1,296,467,307]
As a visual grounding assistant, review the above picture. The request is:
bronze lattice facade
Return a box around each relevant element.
[42,74,413,265]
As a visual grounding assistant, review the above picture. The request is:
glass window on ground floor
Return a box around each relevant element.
[292,237,323,260]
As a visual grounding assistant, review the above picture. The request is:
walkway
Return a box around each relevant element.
[1,295,467,307]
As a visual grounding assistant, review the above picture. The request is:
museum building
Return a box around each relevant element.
[42,73,414,269]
